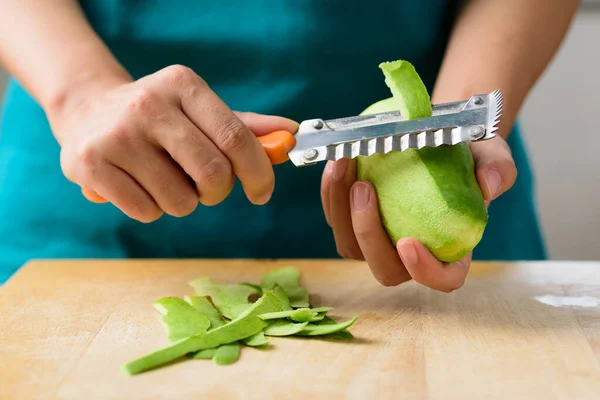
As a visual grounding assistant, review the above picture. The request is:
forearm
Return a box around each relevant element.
[432,0,580,138]
[0,0,131,121]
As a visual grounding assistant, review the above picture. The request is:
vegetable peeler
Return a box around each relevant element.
[268,89,503,166]
[82,90,502,203]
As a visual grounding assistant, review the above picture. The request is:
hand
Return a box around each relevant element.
[49,65,298,223]
[321,137,517,292]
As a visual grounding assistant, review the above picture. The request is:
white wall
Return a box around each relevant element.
[0,7,598,261]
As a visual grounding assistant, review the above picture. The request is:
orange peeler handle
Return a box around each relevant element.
[81,130,296,204]
[256,129,296,165]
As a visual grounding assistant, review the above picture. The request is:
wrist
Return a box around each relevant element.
[44,67,132,130]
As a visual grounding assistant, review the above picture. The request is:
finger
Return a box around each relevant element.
[156,66,274,205]
[321,161,334,227]
[397,238,471,293]
[153,112,235,206]
[470,137,517,202]
[106,141,198,217]
[350,181,412,286]
[86,163,163,223]
[199,104,274,204]
[329,158,363,260]
[235,112,299,136]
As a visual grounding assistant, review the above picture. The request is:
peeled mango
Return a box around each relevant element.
[356,60,488,262]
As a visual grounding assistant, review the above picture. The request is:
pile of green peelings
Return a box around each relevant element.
[122,267,358,375]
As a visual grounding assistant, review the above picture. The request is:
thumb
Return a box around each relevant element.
[235,111,299,136]
[470,137,517,202]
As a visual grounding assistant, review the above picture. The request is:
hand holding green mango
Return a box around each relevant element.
[321,60,517,292]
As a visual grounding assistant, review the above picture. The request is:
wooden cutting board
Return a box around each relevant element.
[1,259,599,400]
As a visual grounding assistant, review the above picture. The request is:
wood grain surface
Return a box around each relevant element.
[1,259,599,399]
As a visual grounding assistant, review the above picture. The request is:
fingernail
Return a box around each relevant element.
[352,182,370,211]
[484,168,502,199]
[332,159,348,181]
[399,241,419,266]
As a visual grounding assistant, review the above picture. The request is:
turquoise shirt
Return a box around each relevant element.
[0,0,546,283]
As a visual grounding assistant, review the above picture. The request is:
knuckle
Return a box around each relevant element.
[162,64,197,86]
[171,123,194,144]
[199,157,233,189]
[75,141,102,171]
[127,87,158,114]
[103,125,134,151]
[202,158,231,185]
[216,119,250,153]
[188,75,208,96]
[352,222,372,238]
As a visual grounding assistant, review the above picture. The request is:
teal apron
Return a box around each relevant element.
[0,0,546,283]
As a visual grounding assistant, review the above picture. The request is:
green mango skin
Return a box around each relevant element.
[357,98,488,263]
[378,61,432,120]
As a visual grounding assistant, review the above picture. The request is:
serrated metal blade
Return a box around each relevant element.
[488,89,503,134]
[288,90,503,166]
[325,127,472,161]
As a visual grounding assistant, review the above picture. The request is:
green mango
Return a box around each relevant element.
[357,60,487,262]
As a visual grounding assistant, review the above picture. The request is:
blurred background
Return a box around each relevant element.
[0,4,598,260]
